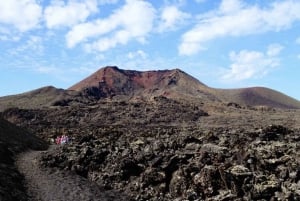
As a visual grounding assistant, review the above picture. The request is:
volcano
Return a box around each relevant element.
[68,66,300,108]
[68,66,216,101]
[1,66,300,109]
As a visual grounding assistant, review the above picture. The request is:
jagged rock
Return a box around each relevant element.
[228,165,252,177]
[4,102,298,201]
[226,165,253,197]
[227,102,242,109]
[200,143,228,154]
[169,168,187,198]
[142,168,165,187]
[260,124,290,141]
[253,174,280,199]
[279,181,300,200]
[119,158,143,180]
[193,165,219,197]
[206,190,236,201]
[184,142,201,151]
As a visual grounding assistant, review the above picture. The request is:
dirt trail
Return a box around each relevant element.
[16,146,128,201]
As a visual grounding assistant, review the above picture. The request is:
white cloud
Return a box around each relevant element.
[222,45,282,81]
[0,0,42,31]
[0,26,9,34]
[127,50,147,59]
[267,44,284,57]
[195,0,206,3]
[179,0,300,55]
[97,0,119,5]
[84,30,131,52]
[66,0,156,52]
[0,35,8,41]
[36,66,61,74]
[157,6,191,32]
[44,0,98,29]
[220,0,244,14]
[9,36,44,56]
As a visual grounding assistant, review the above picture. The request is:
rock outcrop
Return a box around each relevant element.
[38,124,300,200]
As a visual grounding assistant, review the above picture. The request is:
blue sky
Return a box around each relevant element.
[1,0,300,100]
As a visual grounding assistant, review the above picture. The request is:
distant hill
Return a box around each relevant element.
[214,87,300,109]
[0,86,85,111]
[1,66,300,109]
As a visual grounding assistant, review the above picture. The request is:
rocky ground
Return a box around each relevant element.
[0,118,47,201]
[1,98,300,200]
[16,146,129,201]
[38,125,300,200]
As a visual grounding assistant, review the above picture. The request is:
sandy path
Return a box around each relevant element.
[16,146,128,201]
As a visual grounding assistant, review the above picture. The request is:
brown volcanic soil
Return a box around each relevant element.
[1,98,300,200]
[0,118,47,201]
[215,87,300,109]
[0,116,129,201]
[0,86,83,112]
[16,146,129,201]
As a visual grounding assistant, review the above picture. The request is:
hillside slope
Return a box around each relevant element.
[0,118,47,201]
[0,86,83,111]
[69,66,217,101]
[68,66,300,108]
[1,66,299,109]
[215,87,300,109]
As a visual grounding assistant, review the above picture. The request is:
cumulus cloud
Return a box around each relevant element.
[127,50,147,59]
[44,0,98,29]
[0,0,42,31]
[267,44,284,57]
[179,0,300,55]
[9,36,44,56]
[67,0,155,52]
[157,6,191,32]
[219,0,244,13]
[36,66,61,74]
[222,44,283,81]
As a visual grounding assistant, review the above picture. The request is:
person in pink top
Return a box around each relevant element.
[56,136,61,145]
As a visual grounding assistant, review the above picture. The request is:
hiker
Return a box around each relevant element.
[61,135,66,144]
[55,135,70,145]
[56,136,61,144]
[61,135,70,145]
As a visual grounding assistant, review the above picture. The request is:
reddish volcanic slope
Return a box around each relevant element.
[69,66,205,90]
[68,66,214,100]
[67,66,300,108]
